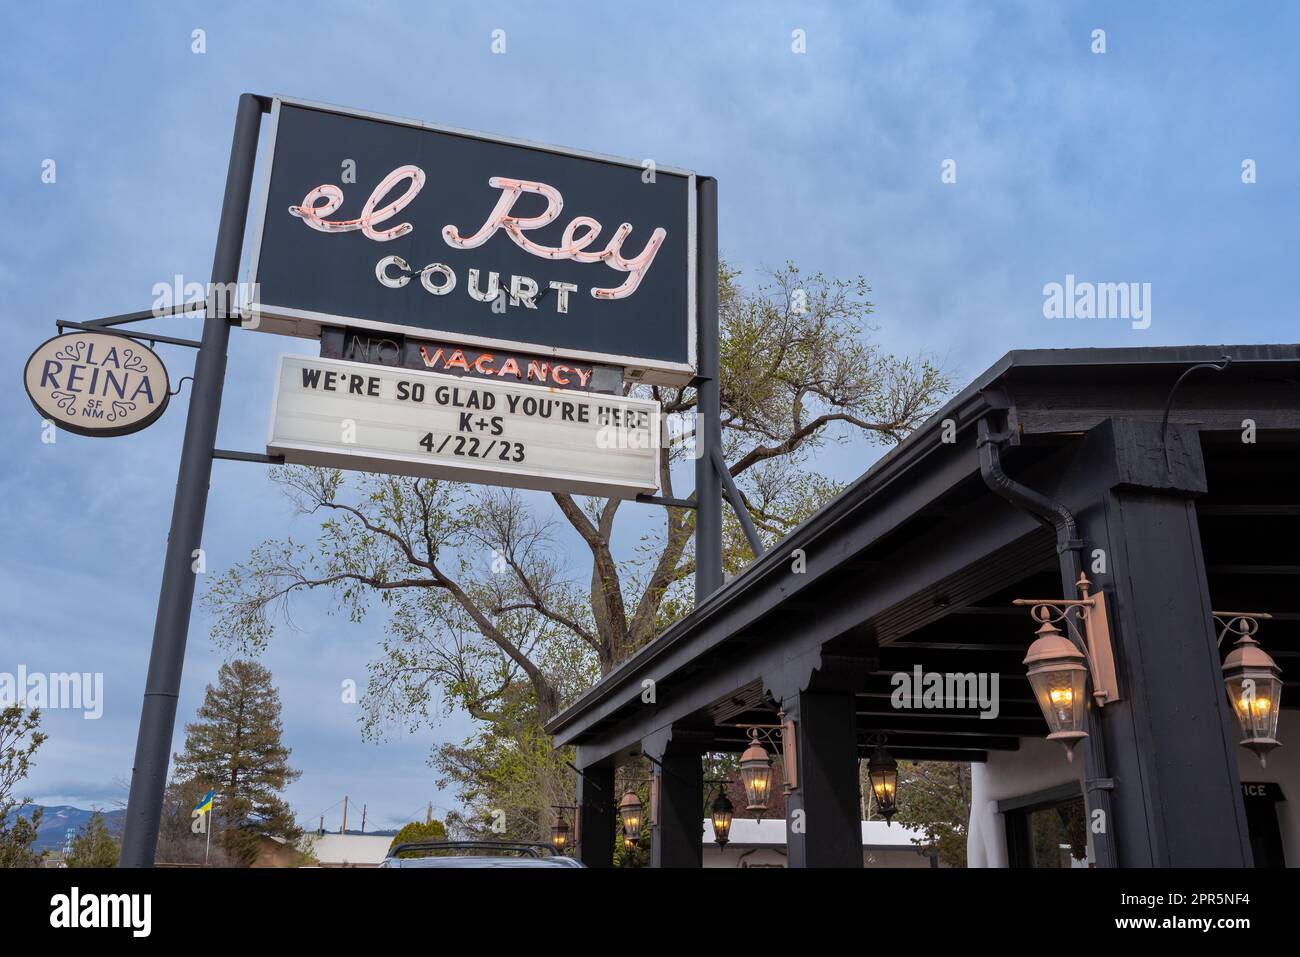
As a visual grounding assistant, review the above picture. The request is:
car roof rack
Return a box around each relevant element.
[386,840,560,858]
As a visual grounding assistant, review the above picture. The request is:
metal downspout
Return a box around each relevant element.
[976,417,1083,556]
[975,411,1119,868]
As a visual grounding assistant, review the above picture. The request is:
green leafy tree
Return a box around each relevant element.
[171,660,302,865]
[204,264,950,842]
[388,819,448,858]
[891,761,971,867]
[0,706,46,869]
[66,810,120,868]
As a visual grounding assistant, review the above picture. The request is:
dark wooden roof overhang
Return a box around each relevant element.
[547,344,1300,766]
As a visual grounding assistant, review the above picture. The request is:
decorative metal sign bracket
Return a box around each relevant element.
[55,300,207,351]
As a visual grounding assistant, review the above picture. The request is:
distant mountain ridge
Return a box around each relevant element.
[13,804,404,851]
[14,804,126,851]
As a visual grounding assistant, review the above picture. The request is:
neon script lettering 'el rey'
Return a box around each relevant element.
[289,167,667,300]
[290,165,426,241]
[441,176,666,300]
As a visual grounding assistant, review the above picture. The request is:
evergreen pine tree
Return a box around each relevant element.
[67,810,120,867]
[172,660,302,865]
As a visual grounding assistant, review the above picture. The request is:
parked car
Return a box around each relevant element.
[379,840,585,868]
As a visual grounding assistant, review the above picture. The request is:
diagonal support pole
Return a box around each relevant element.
[712,446,765,557]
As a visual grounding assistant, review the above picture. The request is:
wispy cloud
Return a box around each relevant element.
[2,0,1296,826]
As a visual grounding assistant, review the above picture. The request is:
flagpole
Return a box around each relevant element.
[205,798,212,866]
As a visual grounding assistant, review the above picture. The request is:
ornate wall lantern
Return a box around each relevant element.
[732,710,798,818]
[562,762,658,854]
[738,731,774,814]
[1216,613,1282,766]
[1022,616,1090,759]
[618,789,644,847]
[1012,578,1286,767]
[709,781,734,848]
[549,809,572,853]
[1013,573,1120,760]
[866,735,899,824]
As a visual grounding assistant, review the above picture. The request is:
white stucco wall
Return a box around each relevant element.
[700,818,938,867]
[969,710,1299,867]
[701,844,935,868]
[968,736,1086,867]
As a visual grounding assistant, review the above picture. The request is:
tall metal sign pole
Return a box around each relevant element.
[119,94,266,867]
[694,177,723,601]
[112,93,715,863]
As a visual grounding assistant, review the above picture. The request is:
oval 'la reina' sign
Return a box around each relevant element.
[24,332,171,437]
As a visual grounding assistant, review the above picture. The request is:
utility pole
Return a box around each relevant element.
[360,804,367,834]
[341,796,349,835]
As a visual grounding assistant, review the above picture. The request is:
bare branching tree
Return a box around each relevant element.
[203,262,950,838]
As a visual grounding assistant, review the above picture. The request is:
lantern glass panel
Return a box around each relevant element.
[866,747,898,820]
[618,792,643,844]
[712,790,733,842]
[621,812,641,841]
[1028,665,1088,736]
[1226,671,1283,742]
[711,804,733,845]
[739,752,773,811]
[869,766,896,808]
[550,821,569,851]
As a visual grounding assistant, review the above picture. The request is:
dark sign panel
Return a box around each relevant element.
[246,98,696,383]
[319,326,619,394]
[1241,781,1285,802]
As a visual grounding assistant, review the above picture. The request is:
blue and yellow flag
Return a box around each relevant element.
[194,788,215,815]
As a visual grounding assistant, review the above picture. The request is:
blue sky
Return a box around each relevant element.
[1,1,1297,833]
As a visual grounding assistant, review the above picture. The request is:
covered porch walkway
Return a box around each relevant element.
[547,344,1300,867]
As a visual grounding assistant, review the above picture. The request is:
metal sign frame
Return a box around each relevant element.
[107,93,727,868]
[242,95,699,384]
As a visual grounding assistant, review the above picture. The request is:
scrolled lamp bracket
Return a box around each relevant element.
[1214,611,1273,648]
[1013,573,1121,707]
[732,710,798,817]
